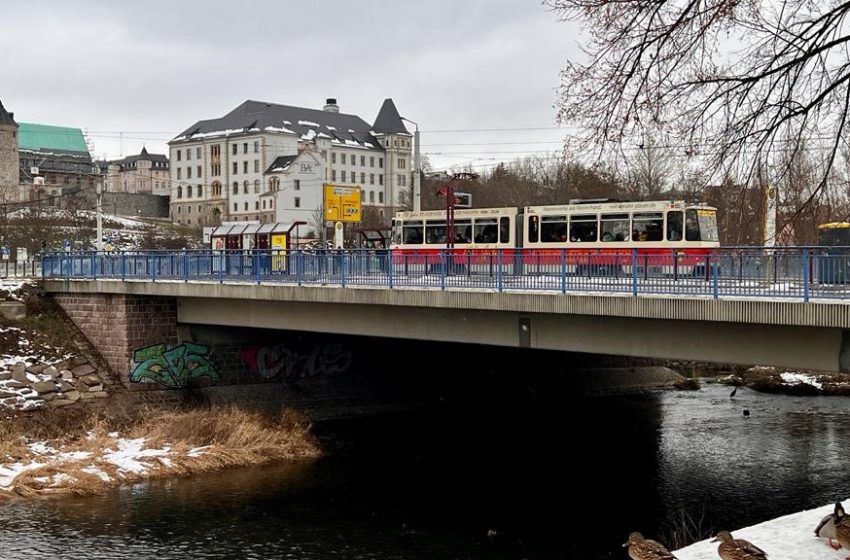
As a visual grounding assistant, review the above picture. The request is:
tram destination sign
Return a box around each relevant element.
[323,184,362,223]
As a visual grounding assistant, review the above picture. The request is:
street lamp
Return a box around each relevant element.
[400,116,421,212]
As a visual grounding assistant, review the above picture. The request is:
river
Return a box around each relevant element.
[1,383,848,559]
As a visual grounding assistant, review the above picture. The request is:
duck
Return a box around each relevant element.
[833,501,850,556]
[623,532,678,560]
[711,531,768,560]
[814,502,844,550]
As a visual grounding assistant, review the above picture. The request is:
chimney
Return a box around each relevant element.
[323,98,339,113]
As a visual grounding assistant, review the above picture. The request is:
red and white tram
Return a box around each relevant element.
[390,200,719,275]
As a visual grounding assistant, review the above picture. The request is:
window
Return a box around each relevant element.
[332,152,336,164]
[187,185,192,198]
[177,186,183,198]
[378,192,384,204]
[370,156,375,167]
[255,201,259,210]
[196,147,201,159]
[500,217,510,243]
[341,153,346,164]
[211,145,220,158]
[379,157,384,168]
[269,199,273,209]
[187,167,192,179]
[232,144,237,155]
[379,174,384,185]
[528,216,539,243]
[342,171,347,182]
[370,173,375,185]
[177,206,182,214]
[212,163,221,176]
[321,150,327,160]
[426,221,447,244]
[360,156,365,166]
[187,206,192,213]
[360,173,365,184]
[244,180,249,193]
[233,203,237,212]
[177,168,182,180]
[403,220,423,244]
[233,162,238,174]
[369,191,375,203]
[243,161,248,174]
[361,190,365,202]
[176,150,182,161]
[667,212,683,241]
[270,177,280,192]
[601,213,629,242]
[232,181,238,195]
[197,165,201,177]
[198,205,201,212]
[243,143,248,154]
[294,179,300,190]
[254,179,260,193]
[398,158,406,169]
[197,184,203,197]
[244,202,248,211]
[254,141,259,153]
[454,219,472,244]
[262,200,266,210]
[398,174,407,186]
[331,170,337,181]
[187,149,191,161]
[541,215,568,243]
[254,160,259,173]
[632,212,664,242]
[474,218,498,243]
[212,181,221,196]
[569,214,598,242]
[294,197,301,208]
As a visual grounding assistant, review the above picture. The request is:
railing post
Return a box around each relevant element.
[560,249,567,294]
[296,250,302,286]
[91,252,96,279]
[440,251,446,291]
[254,250,260,284]
[712,259,719,299]
[341,251,347,287]
[183,250,189,282]
[631,249,638,297]
[219,252,224,284]
[151,253,157,282]
[387,248,393,289]
[497,249,503,292]
[803,248,810,302]
[120,252,126,280]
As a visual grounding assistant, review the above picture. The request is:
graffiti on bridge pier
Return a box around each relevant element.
[239,343,352,386]
[131,342,220,387]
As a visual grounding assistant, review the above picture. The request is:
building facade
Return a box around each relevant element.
[17,123,100,202]
[168,98,412,232]
[0,99,19,202]
[106,148,170,194]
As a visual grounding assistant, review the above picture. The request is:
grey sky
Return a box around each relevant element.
[0,1,579,172]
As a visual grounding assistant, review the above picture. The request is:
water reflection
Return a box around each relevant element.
[1,384,849,559]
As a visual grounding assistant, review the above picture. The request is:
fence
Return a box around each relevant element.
[39,247,850,302]
[0,260,41,279]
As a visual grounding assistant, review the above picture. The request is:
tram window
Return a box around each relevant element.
[528,215,540,243]
[403,221,424,244]
[541,215,568,243]
[685,210,700,241]
[570,214,598,242]
[632,212,664,242]
[474,218,498,243]
[393,220,402,245]
[667,211,683,241]
[696,209,719,242]
[455,220,472,244]
[499,217,510,244]
[426,221,448,244]
[601,213,630,242]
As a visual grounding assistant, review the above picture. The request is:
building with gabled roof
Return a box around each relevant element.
[168,97,413,228]
[106,147,170,194]
[0,100,18,201]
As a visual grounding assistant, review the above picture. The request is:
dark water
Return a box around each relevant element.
[1,384,849,559]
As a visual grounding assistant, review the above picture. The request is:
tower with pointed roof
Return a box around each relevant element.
[372,98,412,209]
[0,99,20,194]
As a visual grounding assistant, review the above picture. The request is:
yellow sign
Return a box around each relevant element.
[271,233,287,272]
[323,184,362,223]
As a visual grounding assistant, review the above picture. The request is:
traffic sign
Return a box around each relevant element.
[323,184,362,223]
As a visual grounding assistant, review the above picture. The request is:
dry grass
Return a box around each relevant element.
[0,406,321,500]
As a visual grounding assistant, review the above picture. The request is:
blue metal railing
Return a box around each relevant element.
[39,247,850,302]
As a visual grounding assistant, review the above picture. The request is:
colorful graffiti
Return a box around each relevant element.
[239,343,351,385]
[131,342,220,387]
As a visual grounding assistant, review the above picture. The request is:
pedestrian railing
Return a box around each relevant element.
[39,247,850,302]
[0,260,41,279]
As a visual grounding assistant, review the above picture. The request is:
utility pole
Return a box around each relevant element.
[436,172,478,249]
[96,181,103,251]
[401,117,421,211]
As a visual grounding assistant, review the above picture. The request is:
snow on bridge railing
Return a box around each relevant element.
[38,247,850,302]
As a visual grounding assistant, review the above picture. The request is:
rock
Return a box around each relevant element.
[3,380,25,389]
[79,393,96,400]
[70,356,89,368]
[60,370,74,381]
[64,390,81,402]
[1,397,18,406]
[32,381,58,394]
[80,374,101,386]
[0,390,18,399]
[87,384,103,393]
[40,392,58,401]
[59,381,76,393]
[49,399,75,408]
[26,364,46,375]
[0,372,11,382]
[72,365,97,377]
[93,391,108,398]
[0,301,25,320]
[42,366,58,378]
[11,363,27,383]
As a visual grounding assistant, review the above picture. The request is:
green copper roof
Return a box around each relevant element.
[18,122,89,154]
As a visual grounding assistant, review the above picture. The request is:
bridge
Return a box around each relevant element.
[39,248,850,381]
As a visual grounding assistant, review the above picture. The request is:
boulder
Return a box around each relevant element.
[80,393,96,400]
[49,399,75,408]
[70,356,89,368]
[72,365,97,377]
[32,381,58,394]
[0,302,25,320]
[40,392,58,401]
[26,364,46,375]
[93,391,108,398]
[60,370,74,381]
[87,384,104,393]
[59,381,76,393]
[4,380,25,389]
[11,363,28,384]
[42,366,58,379]
[0,372,11,382]
[64,390,81,402]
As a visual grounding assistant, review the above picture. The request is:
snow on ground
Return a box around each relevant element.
[0,280,30,296]
[675,500,849,559]
[101,438,170,475]
[780,372,824,390]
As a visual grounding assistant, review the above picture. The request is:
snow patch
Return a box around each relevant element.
[781,372,823,390]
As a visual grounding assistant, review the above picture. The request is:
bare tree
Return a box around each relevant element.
[546,0,850,211]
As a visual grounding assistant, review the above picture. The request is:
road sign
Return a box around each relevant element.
[323,184,362,223]
[16,247,27,263]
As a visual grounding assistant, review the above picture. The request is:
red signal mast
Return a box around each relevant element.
[435,172,478,249]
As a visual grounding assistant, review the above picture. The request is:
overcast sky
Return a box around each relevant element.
[0,1,580,172]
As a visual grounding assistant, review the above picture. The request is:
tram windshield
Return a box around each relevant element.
[685,209,718,242]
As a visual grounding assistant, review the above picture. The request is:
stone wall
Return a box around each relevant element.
[102,192,170,218]
[54,293,178,382]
